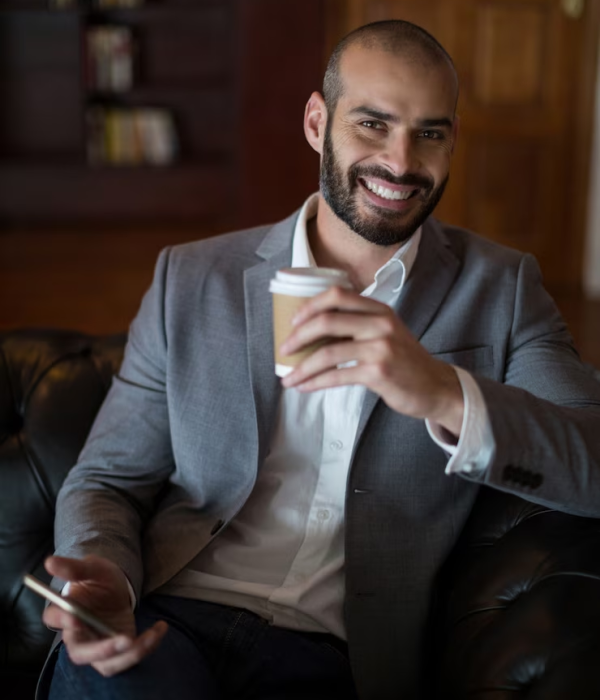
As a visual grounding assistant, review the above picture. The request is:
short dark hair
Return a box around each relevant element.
[323,20,458,115]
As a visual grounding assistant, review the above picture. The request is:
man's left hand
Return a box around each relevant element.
[280,286,464,436]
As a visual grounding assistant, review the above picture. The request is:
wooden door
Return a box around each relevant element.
[327,0,599,289]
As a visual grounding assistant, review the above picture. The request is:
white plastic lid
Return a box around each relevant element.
[270,267,351,296]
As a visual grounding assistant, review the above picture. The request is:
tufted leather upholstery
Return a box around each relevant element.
[437,488,600,698]
[1,328,600,699]
[0,330,125,699]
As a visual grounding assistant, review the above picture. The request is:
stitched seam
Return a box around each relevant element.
[452,604,507,627]
[320,640,350,665]
[535,571,600,585]
[222,610,245,654]
[20,433,54,513]
[21,348,90,411]
[17,345,106,514]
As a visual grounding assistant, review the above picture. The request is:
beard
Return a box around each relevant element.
[319,124,449,247]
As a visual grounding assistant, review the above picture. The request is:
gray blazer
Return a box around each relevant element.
[53,211,600,699]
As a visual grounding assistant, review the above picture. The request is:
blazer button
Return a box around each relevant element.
[210,519,225,536]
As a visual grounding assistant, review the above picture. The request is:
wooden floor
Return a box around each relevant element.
[1,227,599,369]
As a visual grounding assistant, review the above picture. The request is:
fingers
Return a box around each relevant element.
[281,311,397,360]
[63,626,132,664]
[281,287,405,360]
[91,621,168,677]
[282,340,370,388]
[292,286,384,326]
[43,603,70,631]
[56,617,168,677]
[287,364,370,393]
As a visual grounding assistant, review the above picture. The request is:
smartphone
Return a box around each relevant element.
[23,574,118,638]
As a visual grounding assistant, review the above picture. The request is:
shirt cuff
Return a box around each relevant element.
[62,573,137,610]
[425,366,495,475]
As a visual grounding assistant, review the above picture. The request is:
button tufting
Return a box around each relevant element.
[6,412,24,436]
[503,465,515,482]
[531,473,543,488]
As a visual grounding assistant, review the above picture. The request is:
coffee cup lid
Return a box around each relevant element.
[270,267,351,296]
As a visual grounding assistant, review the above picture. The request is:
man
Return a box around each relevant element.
[41,19,600,700]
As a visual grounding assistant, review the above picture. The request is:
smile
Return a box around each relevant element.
[361,178,419,201]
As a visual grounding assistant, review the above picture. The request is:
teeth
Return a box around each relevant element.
[364,180,414,201]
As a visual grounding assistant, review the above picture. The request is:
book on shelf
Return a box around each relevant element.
[86,107,179,166]
[93,0,144,7]
[85,26,136,93]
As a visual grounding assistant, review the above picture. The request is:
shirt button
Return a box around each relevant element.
[330,440,344,451]
[317,509,330,521]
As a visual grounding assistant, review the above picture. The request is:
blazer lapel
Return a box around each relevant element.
[244,212,298,463]
[354,217,461,444]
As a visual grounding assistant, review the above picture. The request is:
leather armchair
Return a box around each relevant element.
[1,329,600,699]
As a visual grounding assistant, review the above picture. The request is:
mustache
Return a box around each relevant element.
[350,166,433,191]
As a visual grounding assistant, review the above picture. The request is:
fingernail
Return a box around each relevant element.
[115,638,131,652]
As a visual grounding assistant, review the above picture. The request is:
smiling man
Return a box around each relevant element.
[319,26,457,251]
[41,20,600,700]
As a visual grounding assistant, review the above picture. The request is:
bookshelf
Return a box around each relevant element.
[0,0,325,230]
[0,0,239,225]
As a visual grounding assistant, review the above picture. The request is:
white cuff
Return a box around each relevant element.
[426,366,495,475]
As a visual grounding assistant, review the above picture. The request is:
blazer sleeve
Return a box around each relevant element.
[54,247,174,598]
[465,253,600,517]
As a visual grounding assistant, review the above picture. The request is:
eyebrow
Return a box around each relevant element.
[348,106,453,130]
[417,117,454,129]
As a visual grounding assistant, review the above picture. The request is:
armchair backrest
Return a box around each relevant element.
[2,329,600,699]
[0,330,125,695]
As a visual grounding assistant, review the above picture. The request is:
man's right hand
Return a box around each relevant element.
[42,555,168,677]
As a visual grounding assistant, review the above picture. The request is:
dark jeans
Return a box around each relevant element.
[48,595,359,700]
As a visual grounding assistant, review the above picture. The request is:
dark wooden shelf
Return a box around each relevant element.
[0,0,323,227]
[0,2,227,14]
[0,152,232,169]
[0,0,239,224]
[0,158,235,224]
[84,81,232,100]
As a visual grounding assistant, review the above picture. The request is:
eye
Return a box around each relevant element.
[420,130,444,140]
[360,120,385,131]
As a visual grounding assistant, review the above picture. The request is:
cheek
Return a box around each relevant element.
[337,125,381,158]
[419,143,453,178]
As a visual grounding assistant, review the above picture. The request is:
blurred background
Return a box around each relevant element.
[0,0,598,366]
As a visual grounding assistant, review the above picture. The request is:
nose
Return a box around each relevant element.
[379,131,420,175]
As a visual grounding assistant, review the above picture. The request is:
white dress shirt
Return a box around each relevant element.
[154,195,495,638]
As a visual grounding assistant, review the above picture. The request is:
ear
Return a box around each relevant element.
[451,114,461,154]
[304,92,328,155]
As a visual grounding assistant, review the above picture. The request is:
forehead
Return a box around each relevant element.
[336,44,457,118]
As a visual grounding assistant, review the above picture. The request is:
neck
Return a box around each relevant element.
[307,194,405,292]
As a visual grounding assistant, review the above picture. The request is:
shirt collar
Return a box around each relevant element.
[291,192,421,304]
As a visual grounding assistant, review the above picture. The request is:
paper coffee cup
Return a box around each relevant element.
[270,267,351,377]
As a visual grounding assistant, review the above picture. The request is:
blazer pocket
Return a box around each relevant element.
[431,346,494,375]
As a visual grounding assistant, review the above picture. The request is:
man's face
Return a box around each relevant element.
[319,46,458,247]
